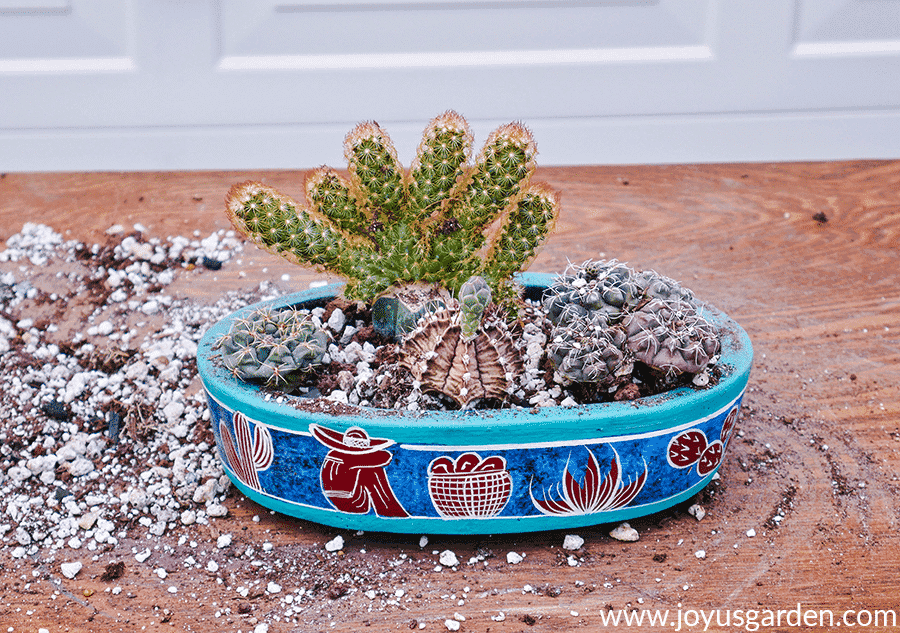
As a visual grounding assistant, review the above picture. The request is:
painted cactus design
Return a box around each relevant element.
[219,412,274,492]
[428,453,513,518]
[667,429,709,468]
[720,406,740,448]
[530,446,647,516]
[666,405,739,477]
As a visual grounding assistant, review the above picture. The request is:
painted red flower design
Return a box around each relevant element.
[428,453,512,518]
[530,446,647,516]
[220,411,274,492]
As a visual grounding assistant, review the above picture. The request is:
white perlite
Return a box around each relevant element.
[325,535,344,552]
[688,504,706,521]
[439,550,459,567]
[506,551,524,565]
[563,534,584,550]
[60,561,83,579]
[609,522,640,542]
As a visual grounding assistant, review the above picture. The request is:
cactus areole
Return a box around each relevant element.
[197,274,753,534]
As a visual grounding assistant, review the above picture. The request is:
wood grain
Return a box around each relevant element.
[1,161,899,632]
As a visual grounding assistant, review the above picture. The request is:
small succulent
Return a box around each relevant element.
[458,275,493,339]
[543,260,645,326]
[400,276,523,408]
[215,306,328,389]
[225,111,559,304]
[622,298,720,376]
[547,307,628,385]
[543,259,720,384]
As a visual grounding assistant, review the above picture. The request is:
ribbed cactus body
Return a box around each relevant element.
[215,307,328,389]
[458,276,492,339]
[622,299,720,376]
[225,111,559,304]
[547,307,628,385]
[543,260,721,384]
[544,260,644,326]
[400,307,523,409]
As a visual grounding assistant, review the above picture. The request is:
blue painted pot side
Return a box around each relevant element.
[197,273,753,534]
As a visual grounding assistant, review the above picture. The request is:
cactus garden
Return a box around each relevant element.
[217,112,727,411]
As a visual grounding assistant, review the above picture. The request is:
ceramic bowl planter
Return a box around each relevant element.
[197,273,753,535]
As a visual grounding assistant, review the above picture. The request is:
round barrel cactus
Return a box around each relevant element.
[215,306,328,389]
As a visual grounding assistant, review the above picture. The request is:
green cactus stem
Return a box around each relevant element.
[214,306,328,389]
[226,111,559,304]
[458,275,492,339]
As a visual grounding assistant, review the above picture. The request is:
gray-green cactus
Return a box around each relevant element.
[543,259,720,383]
[458,275,492,339]
[225,111,559,304]
[547,307,628,385]
[621,298,720,376]
[215,306,328,389]
[543,260,644,326]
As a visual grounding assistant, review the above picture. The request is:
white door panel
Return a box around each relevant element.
[1,0,898,170]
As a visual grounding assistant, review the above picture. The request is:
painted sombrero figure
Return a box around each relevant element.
[309,423,408,517]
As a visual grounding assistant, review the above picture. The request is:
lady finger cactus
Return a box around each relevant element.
[226,111,559,304]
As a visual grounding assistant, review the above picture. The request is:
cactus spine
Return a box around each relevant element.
[544,260,721,384]
[214,306,328,389]
[226,111,559,303]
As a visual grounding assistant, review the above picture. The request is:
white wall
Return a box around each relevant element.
[1,0,899,171]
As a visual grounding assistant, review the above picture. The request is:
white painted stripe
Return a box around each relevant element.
[207,387,744,452]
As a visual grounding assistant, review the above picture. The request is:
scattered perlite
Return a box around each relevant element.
[135,549,152,563]
[419,536,428,548]
[688,504,706,521]
[746,528,757,538]
[216,534,233,549]
[563,534,584,550]
[506,551,524,565]
[444,619,460,631]
[267,582,281,594]
[60,561,83,579]
[695,549,707,559]
[439,550,459,567]
[325,535,344,552]
[609,522,640,542]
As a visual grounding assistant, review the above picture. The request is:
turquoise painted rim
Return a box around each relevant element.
[198,272,753,446]
[197,272,753,534]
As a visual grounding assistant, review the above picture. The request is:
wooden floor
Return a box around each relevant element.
[2,161,899,631]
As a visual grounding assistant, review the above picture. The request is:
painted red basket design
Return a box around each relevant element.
[428,453,512,518]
